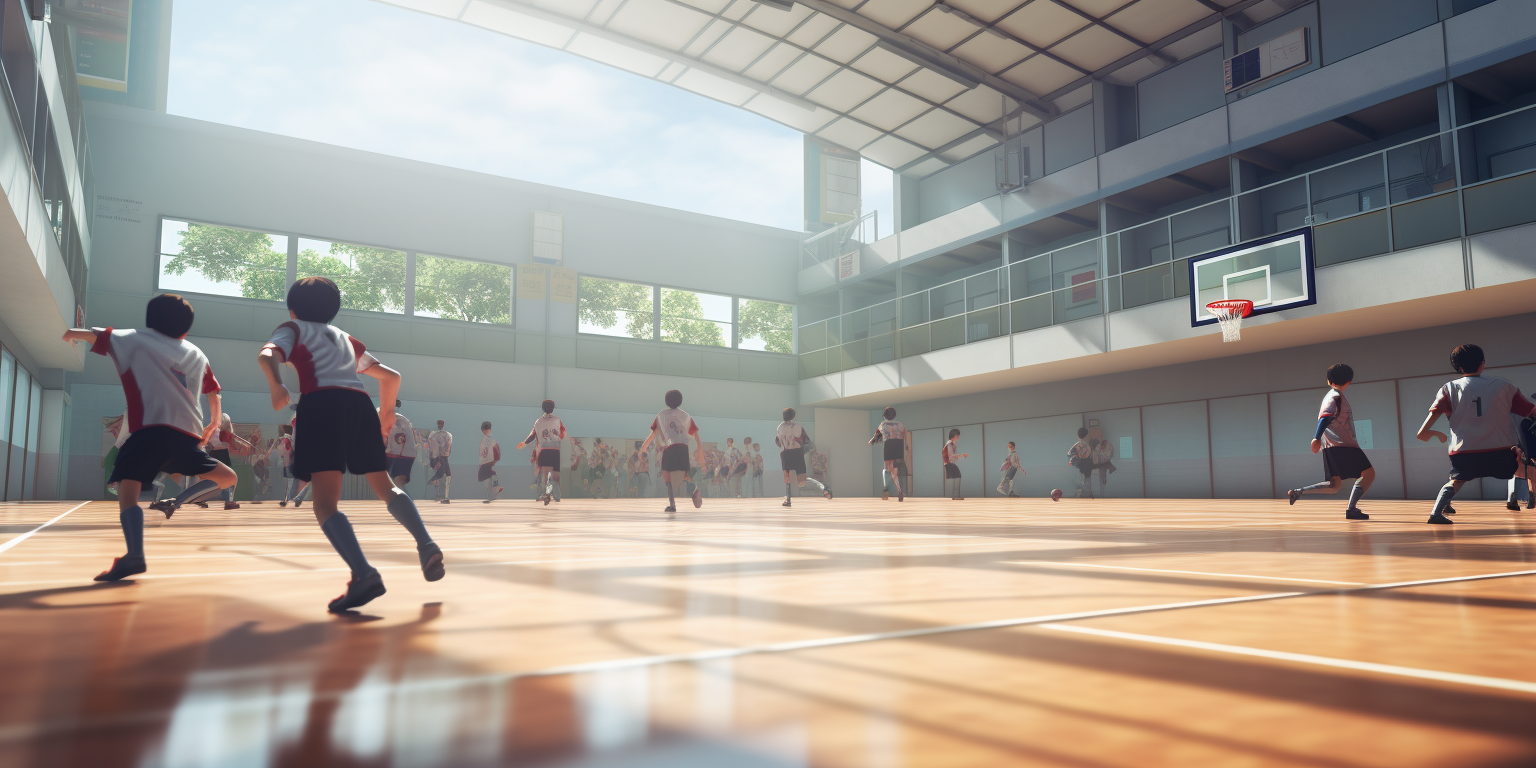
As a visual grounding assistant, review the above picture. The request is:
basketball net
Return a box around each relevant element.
[1206,300,1253,343]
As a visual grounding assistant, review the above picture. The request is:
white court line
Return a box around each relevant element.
[1011,560,1364,585]
[0,502,90,556]
[1040,624,1536,695]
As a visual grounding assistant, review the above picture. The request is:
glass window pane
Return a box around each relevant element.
[1053,279,1103,324]
[1462,169,1536,235]
[1237,177,1308,241]
[967,307,1002,342]
[843,339,870,368]
[1171,201,1232,259]
[966,271,1000,311]
[931,315,965,350]
[579,277,654,339]
[871,332,895,364]
[25,380,40,499]
[1051,241,1100,294]
[1388,134,1457,203]
[844,308,871,341]
[900,292,929,327]
[660,288,730,347]
[738,299,793,353]
[869,300,897,337]
[1391,192,1461,250]
[899,324,930,357]
[826,317,841,347]
[1009,253,1052,297]
[298,238,406,314]
[1314,209,1390,266]
[1114,220,1169,274]
[800,350,827,379]
[1309,156,1386,221]
[800,320,827,353]
[931,280,966,320]
[0,350,11,447]
[158,220,289,301]
[413,254,511,324]
[8,366,28,501]
[1120,263,1174,310]
[1010,294,1052,333]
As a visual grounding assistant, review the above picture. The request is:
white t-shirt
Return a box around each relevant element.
[428,430,453,459]
[876,419,906,442]
[651,408,698,447]
[112,409,131,449]
[264,320,378,394]
[776,422,808,451]
[1318,389,1358,449]
[479,435,500,464]
[1001,451,1022,471]
[527,414,566,449]
[90,327,220,437]
[387,414,417,458]
[1430,375,1535,454]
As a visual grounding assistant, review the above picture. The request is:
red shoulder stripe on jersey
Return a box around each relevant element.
[1514,391,1535,418]
[90,328,114,357]
[121,370,145,433]
[202,366,221,395]
[288,343,319,394]
[349,335,367,359]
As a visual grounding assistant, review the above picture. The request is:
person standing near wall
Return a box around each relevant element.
[386,401,418,490]
[997,441,1023,498]
[202,414,253,510]
[427,420,453,504]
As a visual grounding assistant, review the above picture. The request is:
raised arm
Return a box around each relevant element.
[62,328,99,346]
[257,346,289,411]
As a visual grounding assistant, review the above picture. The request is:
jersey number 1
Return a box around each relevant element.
[1474,397,1483,417]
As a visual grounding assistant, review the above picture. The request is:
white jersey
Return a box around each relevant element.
[387,414,417,458]
[1318,389,1358,449]
[272,435,293,466]
[1430,375,1535,454]
[112,409,131,449]
[876,419,906,442]
[527,414,566,449]
[1000,451,1022,471]
[265,320,378,395]
[776,422,808,451]
[479,435,500,464]
[650,408,698,447]
[428,430,453,458]
[90,327,220,437]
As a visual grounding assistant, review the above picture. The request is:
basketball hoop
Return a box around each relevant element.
[1206,299,1253,342]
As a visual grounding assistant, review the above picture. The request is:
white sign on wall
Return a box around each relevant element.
[532,211,564,265]
[837,250,860,281]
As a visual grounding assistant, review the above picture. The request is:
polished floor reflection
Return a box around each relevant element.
[1,497,1534,767]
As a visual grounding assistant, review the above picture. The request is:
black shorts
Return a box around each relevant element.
[478,462,498,482]
[388,456,415,481]
[1450,449,1518,481]
[291,388,389,481]
[209,448,232,465]
[283,466,295,479]
[1322,446,1372,480]
[732,463,748,476]
[537,449,561,469]
[109,426,221,485]
[431,456,452,477]
[1072,457,1094,476]
[781,448,807,475]
[661,444,690,472]
[883,438,905,461]
[944,462,962,479]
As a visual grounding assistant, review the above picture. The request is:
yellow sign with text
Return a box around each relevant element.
[549,267,577,304]
[517,264,547,300]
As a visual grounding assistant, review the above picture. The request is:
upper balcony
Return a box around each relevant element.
[0,0,93,370]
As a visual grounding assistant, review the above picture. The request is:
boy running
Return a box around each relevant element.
[1067,428,1094,499]
[869,407,907,502]
[997,441,1023,497]
[63,294,237,581]
[943,428,968,500]
[776,408,832,507]
[517,400,566,505]
[640,389,705,516]
[386,401,418,489]
[197,414,253,510]
[1417,344,1535,525]
[478,421,503,503]
[1286,364,1373,520]
[258,276,444,612]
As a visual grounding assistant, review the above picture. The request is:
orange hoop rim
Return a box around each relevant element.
[1206,299,1254,317]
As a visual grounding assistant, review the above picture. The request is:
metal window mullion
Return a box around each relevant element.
[1381,151,1393,253]
[652,285,661,341]
[404,251,416,317]
[286,234,298,287]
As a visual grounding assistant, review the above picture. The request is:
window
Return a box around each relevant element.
[738,299,793,353]
[414,254,512,324]
[297,238,406,314]
[660,288,730,348]
[579,276,654,339]
[158,219,289,301]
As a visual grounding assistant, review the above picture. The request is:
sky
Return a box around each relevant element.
[166,0,893,235]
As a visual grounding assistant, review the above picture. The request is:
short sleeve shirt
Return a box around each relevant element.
[387,415,417,458]
[943,441,960,464]
[428,430,453,458]
[90,327,219,437]
[479,435,499,464]
[651,408,698,447]
[265,320,378,394]
[876,420,907,442]
[776,422,807,451]
[1318,390,1358,449]
[1430,375,1535,454]
[529,414,566,449]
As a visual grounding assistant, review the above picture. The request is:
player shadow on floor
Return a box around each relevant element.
[0,581,137,611]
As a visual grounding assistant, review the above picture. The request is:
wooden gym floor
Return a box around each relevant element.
[1,496,1534,768]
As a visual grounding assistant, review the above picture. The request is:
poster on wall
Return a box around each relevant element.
[549,267,577,304]
[803,136,860,233]
[517,264,547,300]
[72,0,135,92]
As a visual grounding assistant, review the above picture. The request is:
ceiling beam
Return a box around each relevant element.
[933,3,1092,78]
[1169,173,1217,193]
[1457,71,1516,104]
[1331,116,1378,142]
[896,125,1001,174]
[1234,148,1290,174]
[792,0,1057,121]
[1106,195,1159,216]
[1055,212,1098,229]
[1046,0,1173,65]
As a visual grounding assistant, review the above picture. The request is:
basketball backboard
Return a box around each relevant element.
[1188,228,1315,328]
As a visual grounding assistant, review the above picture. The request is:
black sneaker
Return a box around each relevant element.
[692,489,703,508]
[418,542,445,582]
[94,556,146,582]
[823,489,834,500]
[1507,500,1521,511]
[1444,505,1456,515]
[663,505,677,514]
[149,499,178,519]
[782,499,792,507]
[328,569,386,613]
[1426,513,1454,525]
[1287,489,1301,505]
[1345,508,1369,520]
[898,493,904,502]
[882,491,889,501]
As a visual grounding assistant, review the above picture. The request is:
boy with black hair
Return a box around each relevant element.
[1417,344,1535,525]
[258,276,444,612]
[776,408,831,507]
[427,419,453,504]
[1067,427,1094,499]
[942,428,969,500]
[1286,364,1374,520]
[199,413,253,510]
[478,421,502,503]
[386,400,418,489]
[869,407,907,502]
[997,441,1023,497]
[63,294,238,581]
[517,399,566,505]
[640,389,704,516]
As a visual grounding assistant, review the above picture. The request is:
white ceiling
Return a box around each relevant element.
[375,0,1300,177]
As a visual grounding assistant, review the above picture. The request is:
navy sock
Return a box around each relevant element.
[385,489,432,547]
[175,479,220,506]
[320,513,373,576]
[1431,485,1457,516]
[121,506,144,558]
[1347,481,1366,509]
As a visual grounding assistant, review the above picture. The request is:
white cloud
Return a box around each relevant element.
[167,0,805,230]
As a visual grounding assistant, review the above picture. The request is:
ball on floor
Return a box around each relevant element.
[1050,488,1063,501]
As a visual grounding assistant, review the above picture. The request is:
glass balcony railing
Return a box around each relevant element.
[799,102,1536,378]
